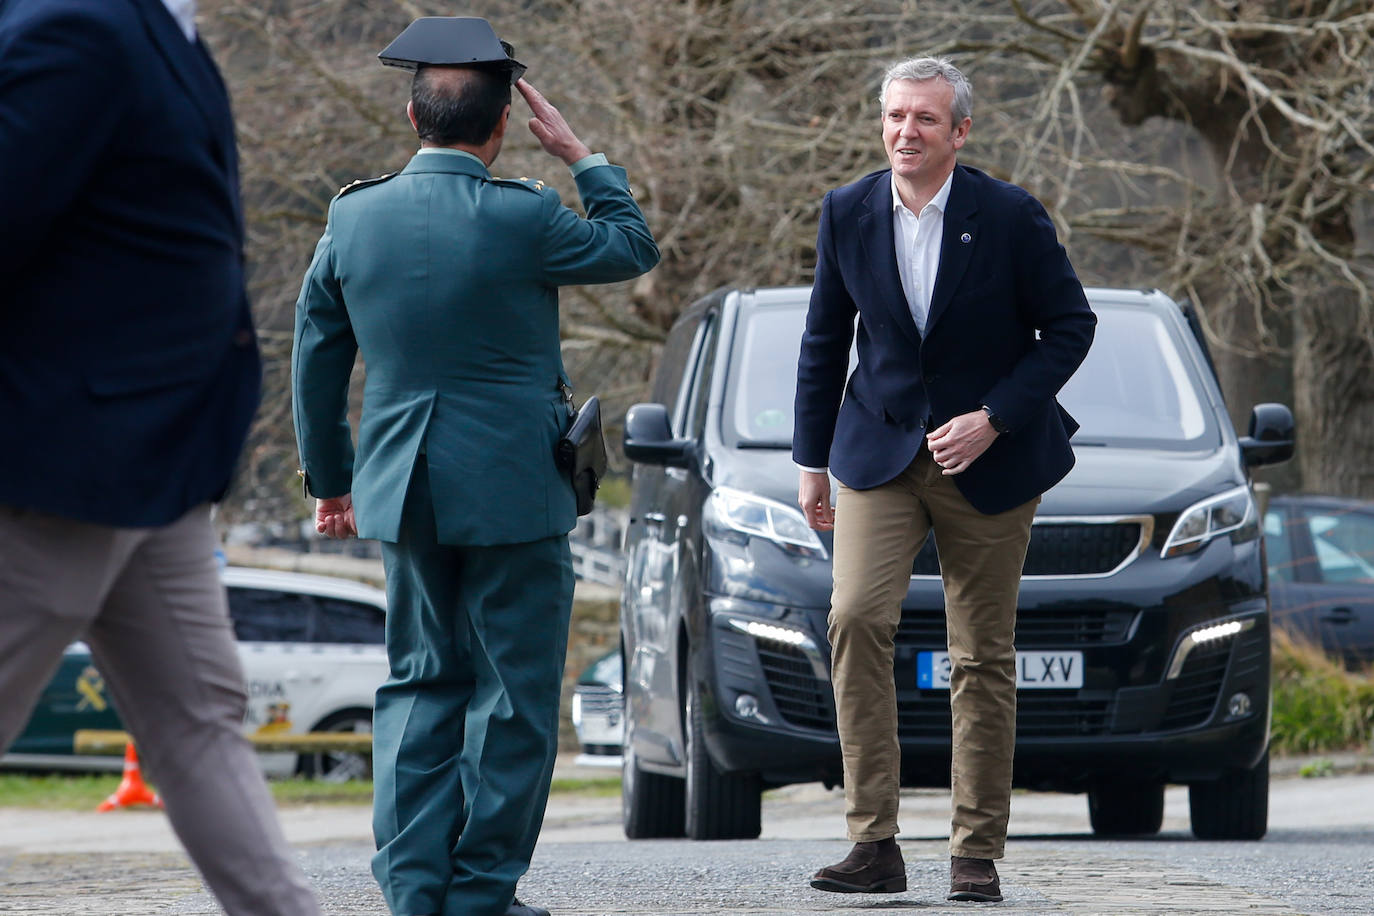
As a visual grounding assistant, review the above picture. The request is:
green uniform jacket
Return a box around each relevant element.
[292,151,659,545]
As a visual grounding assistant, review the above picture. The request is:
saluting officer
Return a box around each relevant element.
[291,18,659,916]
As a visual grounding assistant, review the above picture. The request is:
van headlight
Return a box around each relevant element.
[1161,485,1259,558]
[703,486,828,559]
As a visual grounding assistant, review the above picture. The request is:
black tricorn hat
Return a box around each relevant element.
[378,17,527,83]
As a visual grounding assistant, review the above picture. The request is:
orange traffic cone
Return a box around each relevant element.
[96,742,163,812]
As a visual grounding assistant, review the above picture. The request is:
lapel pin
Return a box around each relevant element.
[960,232,972,244]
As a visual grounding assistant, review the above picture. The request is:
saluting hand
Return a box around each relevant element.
[517,79,592,166]
[926,410,999,475]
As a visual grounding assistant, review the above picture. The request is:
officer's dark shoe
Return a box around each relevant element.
[506,898,550,916]
[810,837,907,894]
[947,855,1003,902]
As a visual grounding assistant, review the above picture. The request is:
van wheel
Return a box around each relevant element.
[684,679,762,840]
[296,709,372,782]
[622,741,685,838]
[1088,780,1164,835]
[1189,749,1269,840]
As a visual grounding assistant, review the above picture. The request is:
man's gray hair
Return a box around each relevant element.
[879,57,972,125]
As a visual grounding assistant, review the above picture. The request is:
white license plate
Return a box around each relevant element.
[917,651,1084,690]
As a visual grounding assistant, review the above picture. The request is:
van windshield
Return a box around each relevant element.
[723,299,1219,451]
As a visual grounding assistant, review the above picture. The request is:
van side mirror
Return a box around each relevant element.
[1239,403,1295,467]
[623,403,693,468]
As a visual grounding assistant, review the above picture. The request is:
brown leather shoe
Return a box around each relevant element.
[948,855,1002,902]
[810,838,907,894]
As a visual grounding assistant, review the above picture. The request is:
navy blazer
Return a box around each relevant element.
[0,0,259,527]
[794,165,1096,515]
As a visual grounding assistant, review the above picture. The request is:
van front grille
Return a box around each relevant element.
[897,608,1136,648]
[757,643,832,731]
[913,521,1144,577]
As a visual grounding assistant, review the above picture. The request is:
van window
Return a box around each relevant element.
[723,300,1218,451]
[227,587,312,642]
[312,597,387,644]
[683,315,719,438]
[1058,306,1216,448]
[227,587,385,644]
[1306,511,1374,584]
[724,303,809,447]
[651,311,704,407]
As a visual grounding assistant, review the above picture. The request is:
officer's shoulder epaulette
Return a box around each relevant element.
[336,172,397,199]
[488,175,548,194]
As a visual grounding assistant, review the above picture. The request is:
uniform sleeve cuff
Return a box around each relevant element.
[569,153,610,177]
[796,464,828,474]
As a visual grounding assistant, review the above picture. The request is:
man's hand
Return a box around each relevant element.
[926,410,999,475]
[316,493,357,539]
[798,470,835,531]
[517,79,592,166]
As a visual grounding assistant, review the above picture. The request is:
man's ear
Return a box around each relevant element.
[491,103,511,140]
[406,99,419,133]
[952,116,971,149]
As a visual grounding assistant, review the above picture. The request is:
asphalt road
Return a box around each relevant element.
[0,759,1371,915]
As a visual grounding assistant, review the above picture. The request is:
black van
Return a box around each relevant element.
[618,287,1294,842]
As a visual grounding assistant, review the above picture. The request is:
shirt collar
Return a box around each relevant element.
[415,148,488,168]
[161,0,197,41]
[891,168,955,217]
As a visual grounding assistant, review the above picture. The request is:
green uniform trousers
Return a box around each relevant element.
[371,460,574,916]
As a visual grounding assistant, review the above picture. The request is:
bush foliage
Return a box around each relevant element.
[1271,629,1374,756]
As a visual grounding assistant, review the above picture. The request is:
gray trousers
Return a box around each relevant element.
[0,503,321,916]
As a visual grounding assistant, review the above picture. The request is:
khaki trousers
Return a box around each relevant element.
[828,448,1037,859]
[0,503,321,916]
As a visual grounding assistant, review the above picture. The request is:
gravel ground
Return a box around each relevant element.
[0,753,1370,916]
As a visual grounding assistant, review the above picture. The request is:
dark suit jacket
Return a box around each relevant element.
[0,0,259,527]
[794,165,1096,515]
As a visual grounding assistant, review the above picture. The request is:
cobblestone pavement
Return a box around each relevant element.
[0,762,1370,915]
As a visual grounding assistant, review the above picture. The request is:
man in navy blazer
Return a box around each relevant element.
[796,57,1095,903]
[0,2,321,914]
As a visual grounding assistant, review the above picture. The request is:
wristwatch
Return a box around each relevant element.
[981,405,1010,434]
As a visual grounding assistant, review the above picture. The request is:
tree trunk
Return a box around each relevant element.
[1291,282,1374,496]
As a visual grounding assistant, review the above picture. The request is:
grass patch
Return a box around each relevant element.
[0,772,621,810]
[269,778,375,805]
[0,773,373,810]
[1271,629,1374,756]
[549,776,621,797]
[0,773,123,810]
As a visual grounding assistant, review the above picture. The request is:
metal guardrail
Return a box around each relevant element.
[74,729,372,755]
[569,540,625,587]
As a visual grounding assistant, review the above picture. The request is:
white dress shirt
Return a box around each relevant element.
[795,169,956,475]
[891,169,953,337]
[161,0,197,41]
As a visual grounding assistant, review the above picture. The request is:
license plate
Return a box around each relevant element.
[917,651,1084,690]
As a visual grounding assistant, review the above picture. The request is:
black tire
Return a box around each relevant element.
[1189,749,1269,840]
[684,679,762,840]
[622,741,685,839]
[296,709,373,782]
[1088,780,1165,835]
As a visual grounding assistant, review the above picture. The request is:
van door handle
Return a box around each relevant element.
[1320,606,1355,625]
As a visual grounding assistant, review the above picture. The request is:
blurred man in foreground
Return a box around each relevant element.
[0,1,322,914]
